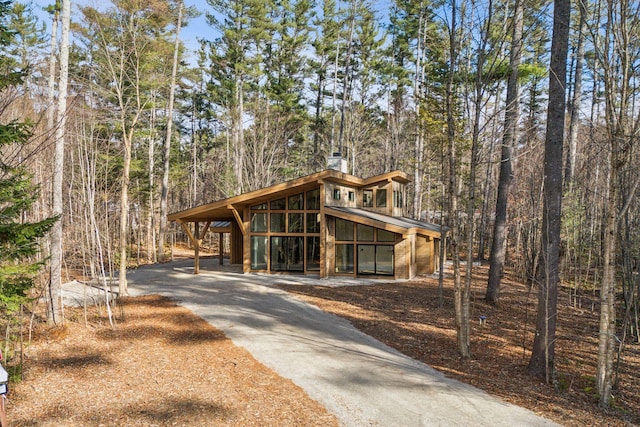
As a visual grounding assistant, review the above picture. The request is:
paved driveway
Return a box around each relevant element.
[127,259,559,427]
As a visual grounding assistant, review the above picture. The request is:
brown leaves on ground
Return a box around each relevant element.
[277,265,640,427]
[8,295,338,427]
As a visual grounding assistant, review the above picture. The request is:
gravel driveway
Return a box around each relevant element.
[128,259,559,427]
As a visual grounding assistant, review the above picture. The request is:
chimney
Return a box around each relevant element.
[327,152,348,173]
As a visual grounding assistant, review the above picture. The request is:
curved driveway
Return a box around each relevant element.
[128,260,559,427]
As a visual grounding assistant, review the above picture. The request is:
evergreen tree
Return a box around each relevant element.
[0,0,56,313]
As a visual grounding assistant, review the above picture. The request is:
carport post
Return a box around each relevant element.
[194,221,200,274]
[219,232,224,265]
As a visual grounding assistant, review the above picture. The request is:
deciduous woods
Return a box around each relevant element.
[0,0,639,416]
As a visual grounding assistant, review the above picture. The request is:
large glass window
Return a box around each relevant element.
[335,218,354,240]
[357,245,376,274]
[376,246,394,275]
[288,213,304,233]
[306,213,320,233]
[335,244,354,273]
[306,189,320,210]
[376,189,387,207]
[306,236,320,271]
[270,213,285,232]
[357,245,394,275]
[288,193,304,210]
[271,236,304,272]
[250,236,268,269]
[250,213,267,232]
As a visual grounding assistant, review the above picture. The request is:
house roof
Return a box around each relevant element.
[168,169,411,223]
[325,206,445,239]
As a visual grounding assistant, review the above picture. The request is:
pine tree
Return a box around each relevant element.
[0,1,56,313]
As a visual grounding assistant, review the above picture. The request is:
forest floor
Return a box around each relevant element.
[277,265,640,426]
[6,255,640,426]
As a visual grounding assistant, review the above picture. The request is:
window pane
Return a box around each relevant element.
[288,237,304,271]
[250,236,267,270]
[376,189,387,207]
[288,213,304,233]
[335,218,354,241]
[306,213,320,233]
[335,244,354,273]
[348,191,355,201]
[357,245,376,274]
[333,189,341,200]
[271,198,286,210]
[377,229,396,242]
[251,202,267,210]
[250,213,267,232]
[306,236,320,271]
[376,245,394,275]
[271,236,286,271]
[270,213,285,232]
[271,236,303,272]
[288,193,304,210]
[306,189,320,210]
[363,190,373,207]
[357,224,374,241]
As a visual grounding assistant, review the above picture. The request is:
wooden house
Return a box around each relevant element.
[168,169,445,280]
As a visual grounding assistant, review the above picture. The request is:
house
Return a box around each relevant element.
[168,168,445,280]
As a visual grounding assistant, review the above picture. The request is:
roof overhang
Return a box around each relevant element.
[324,206,445,239]
[168,169,413,223]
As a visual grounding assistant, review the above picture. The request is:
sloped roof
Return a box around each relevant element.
[325,206,446,239]
[168,169,411,223]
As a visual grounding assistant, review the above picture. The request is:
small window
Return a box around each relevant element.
[288,193,304,210]
[363,190,373,207]
[376,189,387,207]
[333,188,341,200]
[393,190,403,208]
[271,198,286,210]
[348,191,355,202]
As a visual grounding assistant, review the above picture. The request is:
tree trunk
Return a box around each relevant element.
[486,0,523,304]
[446,0,468,358]
[159,1,183,261]
[564,0,586,186]
[48,0,70,324]
[528,0,570,380]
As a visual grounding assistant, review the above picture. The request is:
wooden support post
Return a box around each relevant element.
[219,232,224,265]
[194,221,200,274]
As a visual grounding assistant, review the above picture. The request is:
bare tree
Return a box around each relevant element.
[48,0,70,324]
[159,0,183,262]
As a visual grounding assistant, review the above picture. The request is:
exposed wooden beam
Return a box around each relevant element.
[228,204,246,236]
